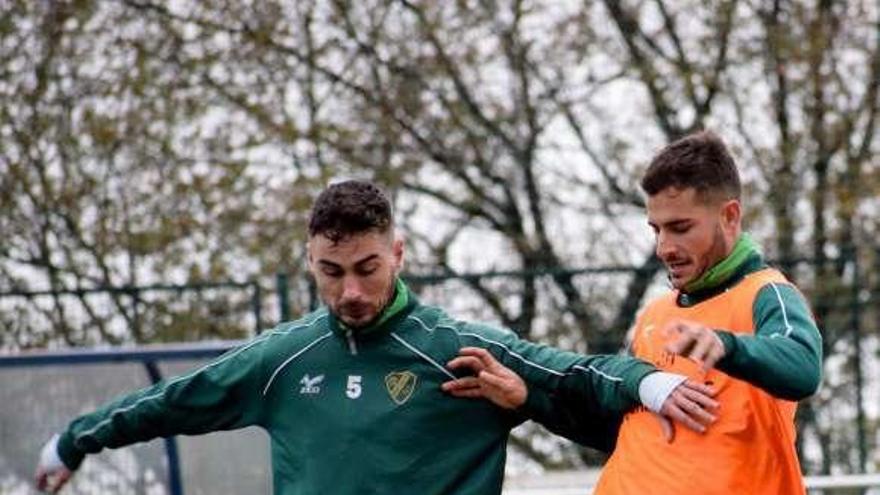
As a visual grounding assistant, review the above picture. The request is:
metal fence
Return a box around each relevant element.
[1,247,878,489]
[2,344,878,495]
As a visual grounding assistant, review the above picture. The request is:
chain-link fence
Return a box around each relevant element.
[2,248,878,481]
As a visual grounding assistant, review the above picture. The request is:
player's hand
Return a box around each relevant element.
[664,320,726,372]
[441,347,527,409]
[35,434,73,493]
[655,380,719,442]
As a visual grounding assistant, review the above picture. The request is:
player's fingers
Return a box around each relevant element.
[478,371,526,408]
[48,471,71,494]
[672,392,716,425]
[663,403,707,434]
[702,341,726,371]
[661,320,685,337]
[665,331,696,355]
[681,380,717,397]
[479,370,525,401]
[57,472,72,493]
[478,370,509,390]
[446,356,485,373]
[688,333,715,364]
[459,347,503,371]
[680,385,719,410]
[35,469,49,491]
[445,387,487,399]
[441,377,480,392]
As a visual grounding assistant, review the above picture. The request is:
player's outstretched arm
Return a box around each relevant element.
[34,337,270,491]
[443,347,717,441]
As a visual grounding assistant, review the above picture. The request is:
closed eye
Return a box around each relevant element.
[355,263,379,276]
[318,262,344,278]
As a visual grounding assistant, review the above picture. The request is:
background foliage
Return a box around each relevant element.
[2,0,878,475]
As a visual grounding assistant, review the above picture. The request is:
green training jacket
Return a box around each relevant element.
[56,281,655,495]
[527,241,823,449]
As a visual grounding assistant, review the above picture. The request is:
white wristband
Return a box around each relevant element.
[638,372,687,413]
[38,433,67,471]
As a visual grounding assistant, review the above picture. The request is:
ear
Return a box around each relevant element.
[391,236,405,273]
[720,199,741,233]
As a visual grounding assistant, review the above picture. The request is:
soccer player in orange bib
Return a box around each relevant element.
[449,130,822,494]
[592,130,822,494]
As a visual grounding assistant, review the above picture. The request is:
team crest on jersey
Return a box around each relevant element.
[385,371,418,405]
[299,374,324,395]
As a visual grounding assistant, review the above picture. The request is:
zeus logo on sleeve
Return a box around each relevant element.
[299,374,325,395]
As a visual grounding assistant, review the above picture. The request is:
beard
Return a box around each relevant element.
[667,224,731,289]
[333,275,397,329]
[687,225,731,287]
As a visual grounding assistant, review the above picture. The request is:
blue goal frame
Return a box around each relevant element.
[0,342,242,495]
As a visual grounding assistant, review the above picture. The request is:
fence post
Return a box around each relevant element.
[143,361,184,495]
[849,246,867,473]
[276,273,291,322]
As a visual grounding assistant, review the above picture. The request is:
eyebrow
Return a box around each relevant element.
[354,254,380,267]
[648,218,693,229]
[317,254,380,269]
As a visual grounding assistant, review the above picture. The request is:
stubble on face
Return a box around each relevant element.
[308,231,401,329]
[675,223,729,289]
[648,187,734,290]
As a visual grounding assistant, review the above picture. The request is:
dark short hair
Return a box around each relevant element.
[640,130,741,202]
[308,180,393,241]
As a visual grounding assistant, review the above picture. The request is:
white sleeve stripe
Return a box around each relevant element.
[262,331,333,395]
[769,283,794,337]
[74,391,165,447]
[391,333,457,379]
[456,331,567,377]
[74,313,328,446]
[407,316,627,383]
[74,330,280,446]
[406,315,568,378]
[573,364,624,382]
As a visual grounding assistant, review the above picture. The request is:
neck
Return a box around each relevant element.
[682,233,760,294]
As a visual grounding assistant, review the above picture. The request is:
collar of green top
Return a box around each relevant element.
[331,278,415,338]
[677,233,767,306]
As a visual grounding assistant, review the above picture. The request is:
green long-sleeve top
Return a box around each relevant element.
[522,236,823,451]
[687,246,823,400]
[56,281,656,495]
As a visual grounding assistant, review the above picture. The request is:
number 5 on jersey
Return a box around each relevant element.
[346,375,362,399]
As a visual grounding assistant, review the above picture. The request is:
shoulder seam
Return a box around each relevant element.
[406,315,567,377]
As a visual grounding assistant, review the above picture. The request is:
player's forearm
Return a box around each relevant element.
[715,331,821,400]
[55,340,267,469]
[562,353,656,412]
[715,284,823,400]
[519,384,622,453]
[56,381,174,470]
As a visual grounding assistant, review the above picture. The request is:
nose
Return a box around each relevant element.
[655,230,675,259]
[341,275,365,301]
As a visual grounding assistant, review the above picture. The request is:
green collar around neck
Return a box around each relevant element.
[338,278,409,334]
[683,233,761,294]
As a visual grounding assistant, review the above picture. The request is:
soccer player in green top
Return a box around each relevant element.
[35,180,717,494]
